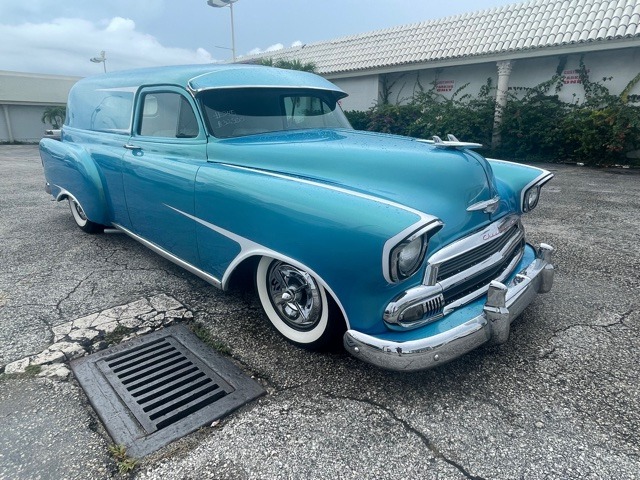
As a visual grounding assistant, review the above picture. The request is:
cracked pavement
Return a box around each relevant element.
[1,145,639,479]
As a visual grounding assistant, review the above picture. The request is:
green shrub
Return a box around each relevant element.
[345,65,640,166]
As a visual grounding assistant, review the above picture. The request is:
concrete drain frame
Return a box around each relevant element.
[71,324,265,457]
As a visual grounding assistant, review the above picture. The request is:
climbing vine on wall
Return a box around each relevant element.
[345,59,640,166]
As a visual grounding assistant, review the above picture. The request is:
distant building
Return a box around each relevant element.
[0,71,80,142]
[240,0,640,116]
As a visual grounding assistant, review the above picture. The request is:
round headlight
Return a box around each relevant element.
[398,236,423,276]
[524,186,540,212]
[390,233,428,282]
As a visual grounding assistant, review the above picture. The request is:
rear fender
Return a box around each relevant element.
[40,137,110,225]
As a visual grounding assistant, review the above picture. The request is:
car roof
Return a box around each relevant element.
[73,64,345,95]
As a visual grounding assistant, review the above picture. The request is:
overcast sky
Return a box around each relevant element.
[1,0,518,77]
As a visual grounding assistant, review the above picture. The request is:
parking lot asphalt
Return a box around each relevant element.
[0,144,638,479]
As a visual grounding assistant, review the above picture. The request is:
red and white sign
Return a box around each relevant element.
[562,69,590,85]
[436,80,455,93]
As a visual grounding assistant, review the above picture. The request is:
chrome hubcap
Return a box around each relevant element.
[267,261,322,331]
[73,200,88,221]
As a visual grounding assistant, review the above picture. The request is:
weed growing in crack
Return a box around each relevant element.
[190,322,232,355]
[108,444,138,474]
[104,325,134,346]
[24,364,42,376]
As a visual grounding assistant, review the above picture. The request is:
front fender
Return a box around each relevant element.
[488,159,553,215]
[40,137,110,225]
[192,162,439,332]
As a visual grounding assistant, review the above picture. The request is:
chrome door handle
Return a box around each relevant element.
[124,144,141,150]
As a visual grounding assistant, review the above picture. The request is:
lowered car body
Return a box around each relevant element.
[40,64,554,371]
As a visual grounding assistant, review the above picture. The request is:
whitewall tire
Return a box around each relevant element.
[68,198,103,234]
[256,256,341,350]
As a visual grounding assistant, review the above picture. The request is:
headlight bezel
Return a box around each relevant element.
[523,185,540,212]
[521,172,553,213]
[387,221,443,283]
[390,233,428,282]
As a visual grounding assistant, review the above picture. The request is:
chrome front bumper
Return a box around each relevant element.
[343,243,554,372]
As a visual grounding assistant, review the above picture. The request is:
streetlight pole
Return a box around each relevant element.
[90,51,107,73]
[230,1,236,62]
[206,0,238,62]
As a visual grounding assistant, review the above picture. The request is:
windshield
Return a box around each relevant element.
[199,88,351,138]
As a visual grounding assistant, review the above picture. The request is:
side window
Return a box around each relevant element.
[284,95,329,128]
[90,93,134,133]
[139,92,199,138]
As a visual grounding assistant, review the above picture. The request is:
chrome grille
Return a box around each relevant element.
[442,238,524,305]
[424,216,526,312]
[436,224,520,282]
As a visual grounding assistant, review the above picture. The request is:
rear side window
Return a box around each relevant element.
[91,93,133,133]
[139,92,199,138]
[66,85,134,134]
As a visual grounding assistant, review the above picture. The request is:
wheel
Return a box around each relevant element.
[256,257,343,350]
[68,197,104,233]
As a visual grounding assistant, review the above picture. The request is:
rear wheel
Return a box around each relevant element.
[68,198,104,234]
[256,257,343,350]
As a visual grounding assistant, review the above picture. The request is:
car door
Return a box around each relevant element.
[122,87,207,266]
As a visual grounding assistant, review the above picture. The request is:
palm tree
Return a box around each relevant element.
[260,58,317,73]
[41,106,66,129]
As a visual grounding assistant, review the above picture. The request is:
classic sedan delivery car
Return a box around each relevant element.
[40,64,554,371]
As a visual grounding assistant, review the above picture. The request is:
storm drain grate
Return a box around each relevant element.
[71,325,265,457]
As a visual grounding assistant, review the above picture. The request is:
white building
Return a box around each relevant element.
[241,0,640,112]
[0,70,80,143]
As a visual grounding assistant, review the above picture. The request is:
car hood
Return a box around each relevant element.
[209,129,502,248]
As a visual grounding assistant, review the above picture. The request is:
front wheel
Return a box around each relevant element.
[256,257,343,350]
[68,198,104,234]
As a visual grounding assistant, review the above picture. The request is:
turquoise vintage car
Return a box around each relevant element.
[40,64,554,371]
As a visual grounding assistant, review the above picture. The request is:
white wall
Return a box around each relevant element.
[0,106,10,141]
[385,62,498,105]
[331,75,380,111]
[0,104,61,143]
[329,46,640,111]
[509,47,640,103]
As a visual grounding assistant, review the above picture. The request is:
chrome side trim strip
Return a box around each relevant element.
[218,163,434,220]
[218,163,442,284]
[112,223,223,289]
[162,205,352,329]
